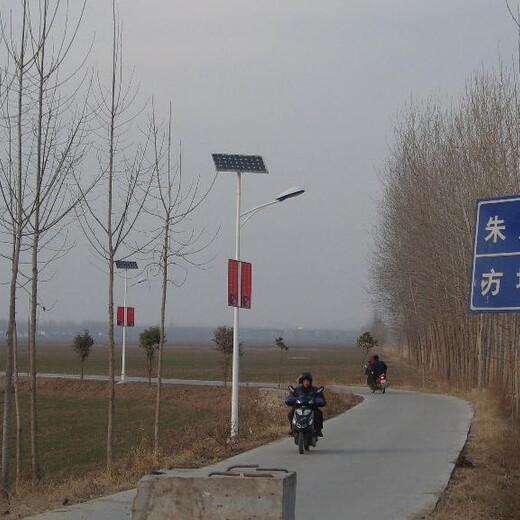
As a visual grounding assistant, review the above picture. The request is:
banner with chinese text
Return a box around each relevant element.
[241,261,252,309]
[228,259,239,307]
[228,259,252,309]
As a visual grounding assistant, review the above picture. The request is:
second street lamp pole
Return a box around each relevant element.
[121,268,128,382]
[121,276,146,382]
[115,259,139,383]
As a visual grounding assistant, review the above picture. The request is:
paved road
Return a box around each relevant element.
[32,373,282,388]
[27,380,472,520]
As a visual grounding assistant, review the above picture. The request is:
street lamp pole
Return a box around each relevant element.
[231,171,242,437]
[212,154,304,439]
[121,268,128,383]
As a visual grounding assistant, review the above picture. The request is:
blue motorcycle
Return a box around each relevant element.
[287,385,325,454]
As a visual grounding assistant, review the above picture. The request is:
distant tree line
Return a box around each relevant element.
[372,65,520,415]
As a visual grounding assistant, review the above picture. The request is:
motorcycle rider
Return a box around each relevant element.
[285,372,326,437]
[365,354,387,388]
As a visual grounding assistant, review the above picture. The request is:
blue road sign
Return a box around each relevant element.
[470,195,520,312]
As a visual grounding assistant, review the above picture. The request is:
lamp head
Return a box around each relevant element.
[276,186,305,202]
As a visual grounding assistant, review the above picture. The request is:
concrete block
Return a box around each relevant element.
[132,465,296,520]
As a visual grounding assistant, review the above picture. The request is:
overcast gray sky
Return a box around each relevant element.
[3,1,519,330]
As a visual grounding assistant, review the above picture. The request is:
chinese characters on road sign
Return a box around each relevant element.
[470,196,520,312]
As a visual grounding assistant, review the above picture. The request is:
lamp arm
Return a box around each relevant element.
[240,200,280,229]
[240,199,278,218]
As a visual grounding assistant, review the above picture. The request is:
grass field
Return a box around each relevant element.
[3,342,367,385]
[11,381,268,481]
[0,343,365,518]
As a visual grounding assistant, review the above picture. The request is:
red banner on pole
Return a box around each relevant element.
[117,306,124,326]
[241,261,252,309]
[117,306,135,326]
[228,259,239,307]
[127,307,135,327]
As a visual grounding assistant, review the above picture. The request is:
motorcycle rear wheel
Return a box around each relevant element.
[298,432,305,454]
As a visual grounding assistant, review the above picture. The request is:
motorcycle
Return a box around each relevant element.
[287,385,324,454]
[364,364,388,394]
[369,372,388,393]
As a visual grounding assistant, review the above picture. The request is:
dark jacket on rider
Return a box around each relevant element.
[285,384,327,406]
[369,360,387,377]
[286,384,326,432]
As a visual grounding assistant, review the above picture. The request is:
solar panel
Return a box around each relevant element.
[212,154,268,174]
[115,260,138,269]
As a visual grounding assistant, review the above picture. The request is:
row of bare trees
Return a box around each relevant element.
[0,0,91,490]
[0,0,213,494]
[372,66,520,414]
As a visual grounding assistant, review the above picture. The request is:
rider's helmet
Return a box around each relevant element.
[298,372,313,385]
[369,355,376,363]
[373,354,379,361]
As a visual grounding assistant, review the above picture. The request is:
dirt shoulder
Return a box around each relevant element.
[3,380,361,519]
[381,346,520,520]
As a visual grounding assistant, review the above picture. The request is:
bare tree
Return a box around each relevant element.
[0,0,91,488]
[23,0,89,481]
[146,104,216,458]
[371,64,520,414]
[0,0,30,492]
[76,0,153,471]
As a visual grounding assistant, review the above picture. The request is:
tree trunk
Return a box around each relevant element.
[27,0,49,481]
[2,5,27,492]
[2,254,18,493]
[154,232,169,457]
[279,348,283,387]
[224,358,228,387]
[106,0,118,472]
[107,259,115,472]
[13,321,21,488]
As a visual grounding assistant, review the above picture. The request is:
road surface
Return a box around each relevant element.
[27,380,472,520]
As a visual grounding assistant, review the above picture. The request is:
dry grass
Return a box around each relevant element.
[426,389,520,520]
[0,380,360,519]
[381,346,520,520]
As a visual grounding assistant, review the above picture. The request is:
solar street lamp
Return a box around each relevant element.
[212,154,305,438]
[115,259,138,383]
